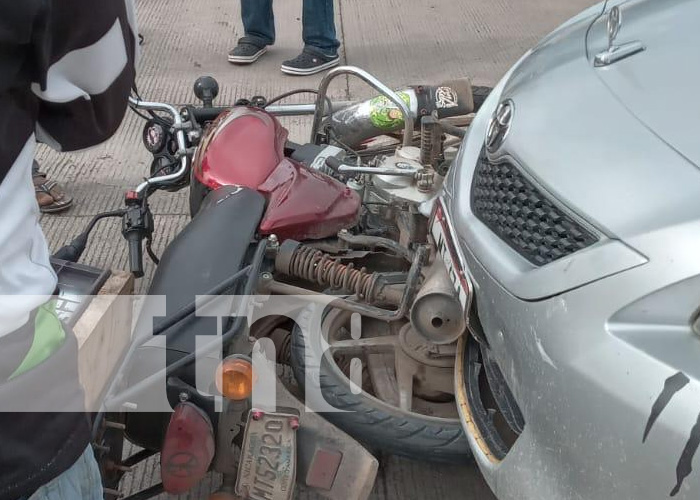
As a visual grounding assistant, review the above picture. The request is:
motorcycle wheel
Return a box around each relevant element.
[290,305,471,464]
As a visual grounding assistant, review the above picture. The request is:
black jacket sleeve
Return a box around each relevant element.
[31,0,138,151]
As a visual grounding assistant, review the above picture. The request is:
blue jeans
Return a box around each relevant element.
[25,446,102,500]
[241,0,340,56]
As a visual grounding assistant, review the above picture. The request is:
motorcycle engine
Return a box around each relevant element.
[359,146,444,247]
[293,143,445,247]
[365,146,438,206]
[289,143,347,177]
[291,113,459,247]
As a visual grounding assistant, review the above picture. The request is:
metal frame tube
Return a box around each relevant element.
[310,66,414,147]
[337,164,417,177]
[265,101,352,116]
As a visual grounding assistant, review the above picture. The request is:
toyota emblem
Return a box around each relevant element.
[485,100,514,153]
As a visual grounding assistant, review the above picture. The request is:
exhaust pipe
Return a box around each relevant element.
[410,259,467,345]
[323,78,474,149]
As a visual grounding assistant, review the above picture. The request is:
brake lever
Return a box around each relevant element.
[337,164,417,177]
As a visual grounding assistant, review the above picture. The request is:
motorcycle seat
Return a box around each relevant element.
[133,185,265,355]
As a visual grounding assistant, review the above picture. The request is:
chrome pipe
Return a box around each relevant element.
[337,165,417,177]
[265,101,352,116]
[310,66,414,148]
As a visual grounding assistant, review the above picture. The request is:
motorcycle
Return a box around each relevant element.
[57,66,491,500]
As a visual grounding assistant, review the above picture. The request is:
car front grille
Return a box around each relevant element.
[470,148,598,266]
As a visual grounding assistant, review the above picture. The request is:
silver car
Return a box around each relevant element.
[442,0,700,498]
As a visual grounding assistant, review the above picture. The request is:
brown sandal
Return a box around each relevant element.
[33,173,73,213]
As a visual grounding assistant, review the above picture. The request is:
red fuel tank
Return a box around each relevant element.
[192,107,360,240]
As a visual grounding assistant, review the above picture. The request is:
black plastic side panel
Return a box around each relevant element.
[136,186,264,354]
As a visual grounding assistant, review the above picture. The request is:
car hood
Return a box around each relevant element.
[495,0,700,244]
[587,0,700,168]
[446,0,700,299]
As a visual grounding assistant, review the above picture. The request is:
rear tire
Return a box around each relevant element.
[290,306,471,464]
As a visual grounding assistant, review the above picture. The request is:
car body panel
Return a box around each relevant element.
[587,0,700,168]
[451,231,700,499]
[446,0,700,498]
[497,5,700,244]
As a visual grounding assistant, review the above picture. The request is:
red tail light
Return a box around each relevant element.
[161,402,215,494]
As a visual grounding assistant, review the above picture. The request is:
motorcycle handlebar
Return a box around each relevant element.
[188,106,229,124]
[129,94,352,197]
[187,102,355,124]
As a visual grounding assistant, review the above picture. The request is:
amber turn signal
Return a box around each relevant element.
[215,357,253,401]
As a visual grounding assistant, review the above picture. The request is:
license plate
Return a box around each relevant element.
[430,198,473,317]
[235,409,299,500]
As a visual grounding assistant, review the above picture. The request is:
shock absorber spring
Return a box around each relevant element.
[420,113,442,169]
[275,240,382,301]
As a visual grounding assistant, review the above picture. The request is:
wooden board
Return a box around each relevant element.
[73,270,134,408]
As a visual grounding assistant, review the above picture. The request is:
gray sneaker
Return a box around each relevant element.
[228,39,268,64]
[281,48,339,76]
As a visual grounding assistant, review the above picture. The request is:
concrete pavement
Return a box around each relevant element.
[38,0,597,497]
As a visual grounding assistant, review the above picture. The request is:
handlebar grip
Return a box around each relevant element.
[127,232,144,278]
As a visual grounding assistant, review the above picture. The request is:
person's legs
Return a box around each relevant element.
[32,161,73,213]
[229,0,275,64]
[241,0,275,47]
[281,0,340,75]
[27,446,103,500]
[302,0,339,56]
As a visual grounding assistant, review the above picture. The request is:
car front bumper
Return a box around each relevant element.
[451,225,700,499]
[444,32,700,500]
